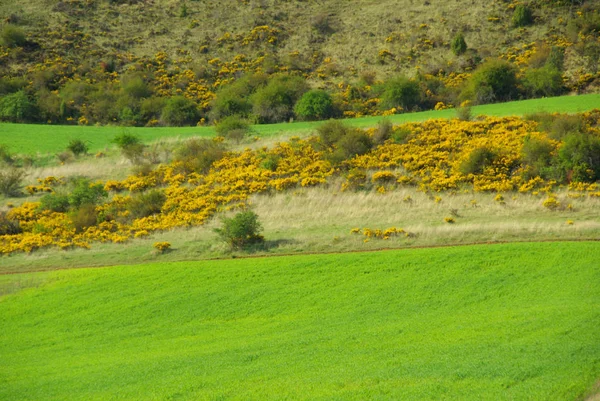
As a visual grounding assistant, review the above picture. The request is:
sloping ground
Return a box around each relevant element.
[1,242,599,400]
[1,93,599,155]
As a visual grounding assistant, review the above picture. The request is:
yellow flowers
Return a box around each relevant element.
[351,227,406,240]
[154,242,171,253]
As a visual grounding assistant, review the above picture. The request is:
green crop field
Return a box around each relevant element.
[1,93,599,155]
[1,242,599,400]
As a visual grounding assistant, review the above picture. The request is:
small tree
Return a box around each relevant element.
[451,33,467,56]
[215,115,250,143]
[512,5,534,27]
[215,210,264,250]
[161,96,200,126]
[67,139,88,156]
[294,90,335,121]
[379,76,422,111]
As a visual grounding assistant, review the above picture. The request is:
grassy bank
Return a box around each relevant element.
[1,241,599,400]
[1,93,599,155]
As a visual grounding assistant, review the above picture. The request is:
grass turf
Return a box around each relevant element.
[1,93,599,155]
[1,241,599,400]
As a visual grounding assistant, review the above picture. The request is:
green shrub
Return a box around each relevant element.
[175,138,226,174]
[69,204,98,233]
[121,74,152,99]
[214,210,264,250]
[461,60,519,104]
[550,115,585,140]
[0,144,15,165]
[456,105,473,121]
[294,90,335,121]
[67,139,89,156]
[328,129,373,165]
[521,135,556,179]
[215,115,250,142]
[250,74,308,123]
[391,127,412,144]
[373,119,393,145]
[451,33,467,56]
[459,147,497,175]
[260,154,281,171]
[126,190,166,219]
[558,133,600,182]
[0,24,26,47]
[210,73,267,120]
[317,120,349,148]
[38,193,70,213]
[140,96,166,123]
[379,76,422,111]
[523,66,564,98]
[0,91,36,122]
[0,212,21,235]
[0,167,25,197]
[512,5,534,27]
[161,96,200,126]
[113,133,145,163]
[68,179,107,209]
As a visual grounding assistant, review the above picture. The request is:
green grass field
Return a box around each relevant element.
[1,93,599,155]
[1,242,599,400]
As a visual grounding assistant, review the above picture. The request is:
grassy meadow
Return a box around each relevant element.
[1,93,599,156]
[1,242,599,400]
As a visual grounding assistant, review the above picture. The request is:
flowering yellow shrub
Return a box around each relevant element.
[154,242,171,253]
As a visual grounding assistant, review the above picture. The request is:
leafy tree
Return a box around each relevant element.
[461,60,519,104]
[294,90,335,121]
[0,91,36,122]
[161,96,200,126]
[250,74,308,123]
[523,66,564,98]
[214,210,264,250]
[215,115,250,141]
[379,76,422,111]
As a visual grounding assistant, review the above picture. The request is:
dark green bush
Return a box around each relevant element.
[316,119,350,148]
[121,74,152,99]
[68,179,107,209]
[250,74,308,123]
[214,210,264,250]
[113,132,145,163]
[210,73,268,120]
[140,96,166,123]
[0,91,37,122]
[175,138,227,174]
[0,24,26,47]
[558,132,600,182]
[451,33,467,56]
[38,193,70,213]
[391,127,412,144]
[260,154,281,171]
[294,90,335,121]
[215,115,250,142]
[328,129,373,165]
[161,96,200,126]
[521,135,556,179]
[523,66,564,98]
[379,76,422,111]
[512,5,534,27]
[0,211,21,235]
[0,144,15,165]
[0,167,25,197]
[459,147,497,175]
[67,139,88,156]
[69,204,98,233]
[126,190,166,219]
[461,60,519,104]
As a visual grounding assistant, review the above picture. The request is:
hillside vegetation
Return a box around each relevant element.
[1,109,599,264]
[1,242,599,400]
[0,0,599,126]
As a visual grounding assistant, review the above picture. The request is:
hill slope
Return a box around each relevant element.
[1,242,599,400]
